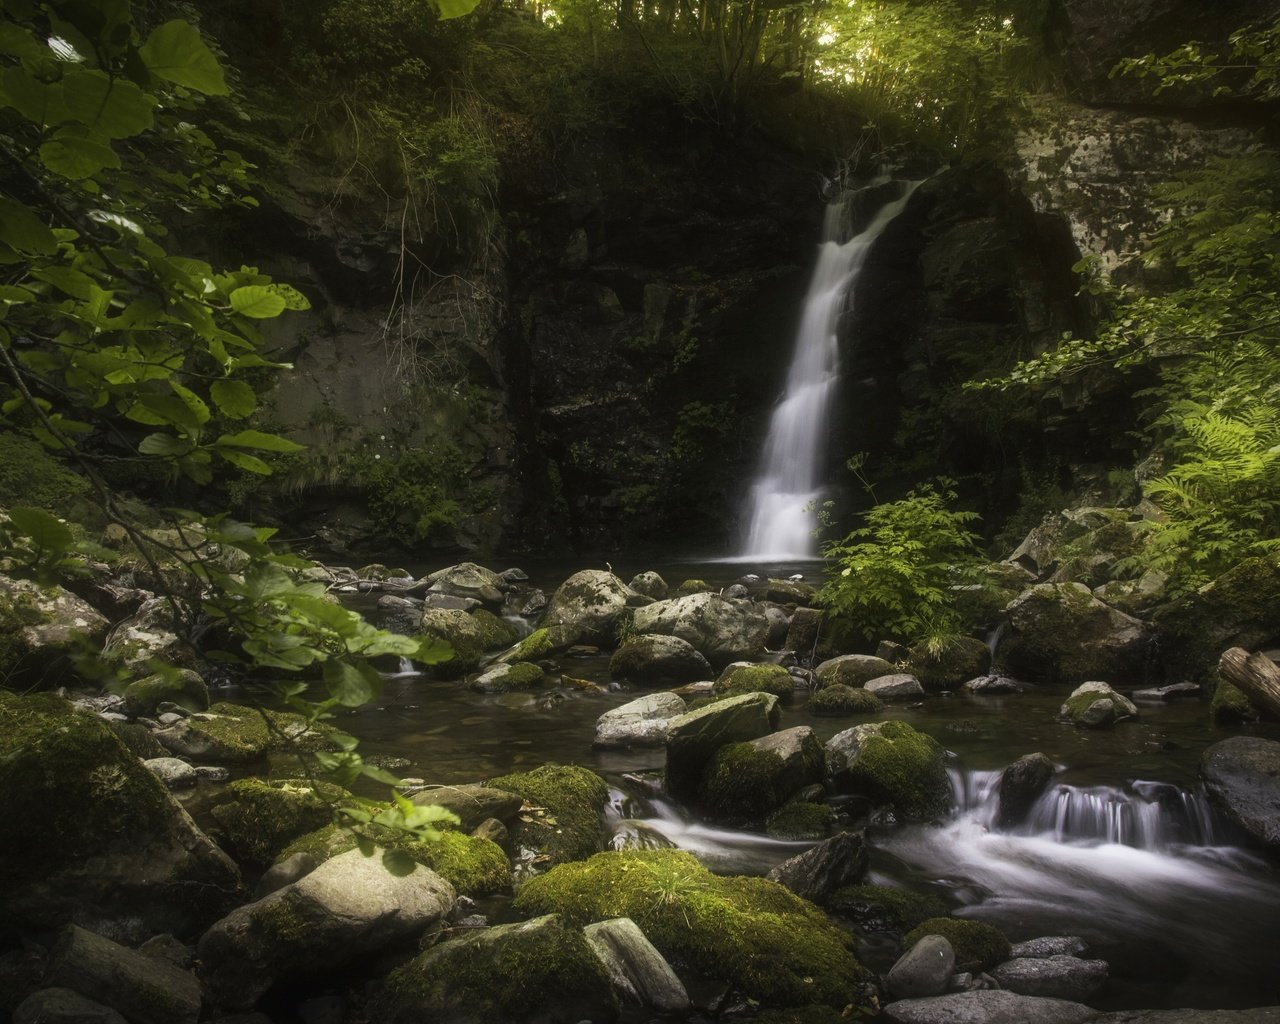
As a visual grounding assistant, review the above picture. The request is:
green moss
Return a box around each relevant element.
[504,627,554,663]
[1211,676,1259,723]
[279,822,354,863]
[0,434,90,511]
[828,884,949,933]
[676,578,712,595]
[765,802,835,840]
[470,661,545,693]
[907,636,991,690]
[485,764,608,865]
[122,669,209,716]
[472,609,520,651]
[713,663,794,703]
[808,683,884,716]
[903,917,1011,971]
[698,741,789,824]
[209,779,336,865]
[839,721,949,819]
[513,849,867,1007]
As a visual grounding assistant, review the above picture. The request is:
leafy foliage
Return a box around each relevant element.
[1113,14,1280,100]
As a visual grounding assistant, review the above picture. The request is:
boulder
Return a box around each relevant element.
[783,606,824,662]
[766,831,868,903]
[995,753,1056,830]
[628,571,668,600]
[375,594,423,635]
[485,764,610,867]
[630,592,769,668]
[961,675,1026,694]
[593,693,687,750]
[377,914,615,1024]
[991,955,1108,1002]
[583,918,689,1014]
[827,720,951,819]
[664,692,780,801]
[762,605,791,647]
[418,608,520,674]
[1059,681,1138,728]
[1201,736,1280,853]
[826,885,949,935]
[468,662,546,693]
[815,653,897,689]
[698,726,825,824]
[144,757,198,790]
[102,597,192,676]
[887,935,956,999]
[908,637,992,690]
[1009,936,1087,959]
[0,574,110,687]
[609,634,711,687]
[765,801,837,840]
[45,926,201,1024]
[409,782,524,831]
[208,779,335,865]
[12,988,127,1024]
[0,692,239,939]
[883,990,1096,1024]
[542,570,632,645]
[712,661,794,701]
[424,562,505,606]
[809,683,885,716]
[122,669,209,716]
[154,702,336,763]
[865,673,927,700]
[198,848,456,1010]
[997,583,1149,683]
[903,918,1011,972]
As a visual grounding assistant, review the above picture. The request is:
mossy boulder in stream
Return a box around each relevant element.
[809,683,885,716]
[826,721,950,819]
[610,633,711,687]
[665,691,781,802]
[766,801,836,840]
[713,662,795,702]
[630,592,770,668]
[0,691,240,939]
[902,917,1011,972]
[814,653,897,690]
[698,727,825,825]
[209,779,337,865]
[418,608,520,675]
[486,764,609,867]
[514,849,867,1007]
[828,885,949,934]
[0,574,110,688]
[153,701,339,763]
[541,569,632,646]
[469,661,546,693]
[1059,680,1138,728]
[907,636,992,690]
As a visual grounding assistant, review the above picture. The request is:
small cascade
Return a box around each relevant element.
[739,178,921,561]
[1023,780,1219,850]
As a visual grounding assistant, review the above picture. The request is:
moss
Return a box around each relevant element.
[907,636,991,690]
[903,917,1011,971]
[698,741,790,824]
[384,914,613,1023]
[766,802,835,840]
[279,822,355,863]
[713,663,794,703]
[755,1009,847,1024]
[828,884,949,933]
[405,830,512,896]
[676,578,712,595]
[504,627,554,664]
[472,609,520,651]
[808,683,884,716]
[485,764,608,865]
[122,669,209,716]
[209,779,336,865]
[0,433,90,511]
[838,721,950,819]
[470,661,546,693]
[1211,676,1259,723]
[513,849,867,1007]
[418,609,520,676]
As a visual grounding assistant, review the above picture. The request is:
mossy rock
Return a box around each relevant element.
[1158,557,1280,679]
[814,654,897,690]
[766,802,836,840]
[1059,680,1138,728]
[122,669,209,716]
[469,661,546,693]
[907,636,992,691]
[485,764,609,866]
[808,683,884,717]
[418,608,519,676]
[0,574,110,689]
[209,779,337,865]
[698,728,825,825]
[1211,676,1259,723]
[676,578,713,596]
[903,917,1011,972]
[828,884,949,933]
[713,662,795,703]
[0,433,91,511]
[156,702,339,763]
[498,627,557,664]
[514,849,867,1007]
[826,721,950,819]
[472,609,521,651]
[381,913,615,1024]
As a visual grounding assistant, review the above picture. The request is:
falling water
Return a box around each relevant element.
[740,179,921,561]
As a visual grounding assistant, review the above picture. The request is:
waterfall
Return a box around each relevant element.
[739,179,921,561]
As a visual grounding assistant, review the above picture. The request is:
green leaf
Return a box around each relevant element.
[39,133,121,180]
[229,285,287,319]
[9,507,75,553]
[0,197,57,255]
[412,635,454,664]
[435,0,483,20]
[217,429,304,453]
[61,69,155,139]
[210,379,256,419]
[323,659,383,707]
[269,283,311,311]
[138,432,191,456]
[0,67,69,126]
[138,20,228,95]
[0,286,35,304]
[32,266,98,300]
[218,448,272,474]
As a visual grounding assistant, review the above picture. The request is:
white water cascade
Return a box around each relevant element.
[739,179,920,561]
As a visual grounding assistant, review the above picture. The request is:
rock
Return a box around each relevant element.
[375,594,422,635]
[418,608,520,674]
[1009,937,1087,959]
[376,914,615,1024]
[485,764,610,866]
[45,925,201,1024]
[541,569,632,645]
[961,675,1025,694]
[154,701,336,763]
[102,597,193,677]
[827,885,949,935]
[137,933,191,969]
[609,634,711,687]
[712,661,794,701]
[762,604,790,646]
[888,935,957,999]
[698,726,825,824]
[122,670,209,717]
[1131,682,1201,703]
[424,562,505,606]
[143,756,198,790]
[208,779,335,865]
[583,917,689,1013]
[766,831,868,903]
[908,637,992,690]
[809,683,885,716]
[995,753,1056,830]
[1157,557,1280,678]
[12,988,127,1024]
[883,990,1096,1024]
[409,782,524,831]
[628,571,668,599]
[468,661,546,693]
[593,692,688,749]
[759,578,817,604]
[1211,677,1259,723]
[815,653,898,689]
[630,592,770,668]
[198,848,456,1010]
[992,955,1108,1002]
[104,720,167,759]
[664,692,780,801]
[904,919,1011,973]
[513,849,867,1008]
[1201,736,1280,853]
[1091,1011,1280,1023]
[765,801,836,840]
[421,593,480,612]
[827,721,951,819]
[784,606,824,662]
[865,673,927,700]
[0,692,240,939]
[254,853,318,899]
[0,574,111,687]
[1059,681,1138,728]
[997,583,1150,683]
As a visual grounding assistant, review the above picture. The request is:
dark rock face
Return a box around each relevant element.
[1201,736,1280,853]
[766,831,869,903]
[997,753,1057,830]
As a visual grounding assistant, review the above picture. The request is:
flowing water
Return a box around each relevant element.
[739,180,920,561]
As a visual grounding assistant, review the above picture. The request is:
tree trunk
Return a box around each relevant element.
[1219,647,1280,719]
